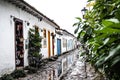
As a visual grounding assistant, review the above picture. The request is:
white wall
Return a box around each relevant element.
[40,21,55,58]
[0,0,56,76]
[0,0,16,76]
[55,32,76,55]
[61,34,68,53]
[66,36,72,51]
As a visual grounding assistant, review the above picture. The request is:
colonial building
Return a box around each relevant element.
[55,29,77,55]
[0,0,60,76]
[0,0,77,77]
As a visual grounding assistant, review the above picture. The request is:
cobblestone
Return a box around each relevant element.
[17,49,105,80]
[60,57,105,80]
[17,49,78,80]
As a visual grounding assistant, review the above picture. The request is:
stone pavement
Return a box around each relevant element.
[17,49,78,80]
[17,49,105,80]
[60,57,105,80]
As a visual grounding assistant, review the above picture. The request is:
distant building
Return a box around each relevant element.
[55,29,77,55]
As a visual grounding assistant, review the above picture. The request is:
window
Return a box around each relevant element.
[43,29,47,48]
[63,38,67,47]
[43,29,46,38]
[43,38,47,47]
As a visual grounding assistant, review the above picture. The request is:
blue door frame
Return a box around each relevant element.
[57,39,61,55]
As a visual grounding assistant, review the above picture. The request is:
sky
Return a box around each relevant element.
[24,0,87,35]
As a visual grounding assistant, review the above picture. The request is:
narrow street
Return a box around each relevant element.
[17,49,104,80]
[17,49,78,80]
[0,0,119,80]
[60,57,104,80]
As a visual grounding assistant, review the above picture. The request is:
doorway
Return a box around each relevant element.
[57,39,61,55]
[14,18,24,68]
[52,33,54,56]
[48,31,51,57]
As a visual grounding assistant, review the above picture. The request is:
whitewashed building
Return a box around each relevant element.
[0,0,60,76]
[55,29,77,55]
[61,29,77,52]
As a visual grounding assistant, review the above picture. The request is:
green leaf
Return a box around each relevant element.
[102,20,114,27]
[104,45,120,62]
[97,27,120,34]
[74,24,80,34]
[87,0,94,2]
[73,22,78,27]
[107,18,119,23]
[80,31,86,37]
[77,32,81,39]
[102,18,119,28]
[103,38,110,45]
[86,27,92,35]
[111,23,120,29]
[75,17,82,22]
[111,56,120,67]
[95,55,106,68]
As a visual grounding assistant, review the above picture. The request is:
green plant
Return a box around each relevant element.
[28,25,43,68]
[24,66,37,74]
[74,0,120,79]
[11,69,26,79]
[27,67,37,74]
[0,74,14,80]
[28,26,42,57]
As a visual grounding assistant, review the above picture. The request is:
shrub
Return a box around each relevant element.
[28,26,43,68]
[0,74,14,80]
[11,69,26,79]
[27,67,37,74]
[24,66,37,74]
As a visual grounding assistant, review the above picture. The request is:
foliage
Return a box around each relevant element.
[28,25,43,68]
[11,69,26,79]
[24,66,37,74]
[28,26,42,57]
[0,74,14,80]
[27,67,37,74]
[74,0,120,79]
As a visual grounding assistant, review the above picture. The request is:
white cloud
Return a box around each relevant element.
[24,0,87,35]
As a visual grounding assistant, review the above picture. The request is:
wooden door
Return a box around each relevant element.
[57,39,61,55]
[48,31,51,57]
[14,19,24,68]
[52,33,54,56]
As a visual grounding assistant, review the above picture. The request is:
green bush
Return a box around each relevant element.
[28,26,43,68]
[11,69,26,79]
[27,67,37,74]
[24,66,37,74]
[0,74,14,80]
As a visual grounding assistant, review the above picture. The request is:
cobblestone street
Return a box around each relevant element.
[17,49,104,80]
[0,0,119,80]
[60,57,105,80]
[17,49,78,80]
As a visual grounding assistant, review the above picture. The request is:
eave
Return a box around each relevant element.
[4,0,60,29]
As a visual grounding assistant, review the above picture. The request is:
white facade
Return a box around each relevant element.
[0,0,58,76]
[0,0,77,77]
[40,21,56,58]
[55,29,77,55]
